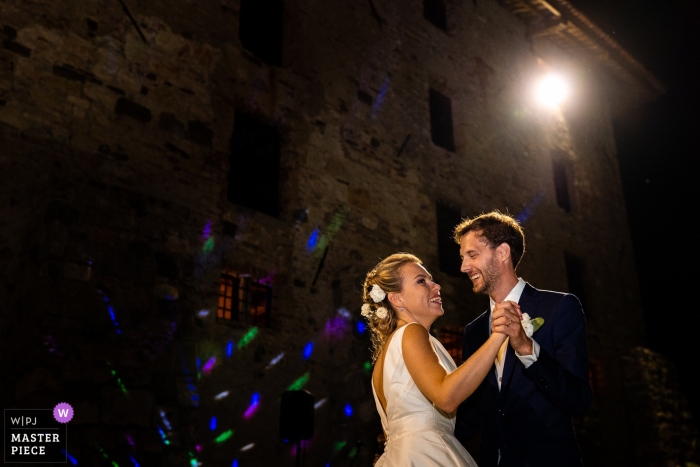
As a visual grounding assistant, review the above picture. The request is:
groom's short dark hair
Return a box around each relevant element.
[453,211,526,270]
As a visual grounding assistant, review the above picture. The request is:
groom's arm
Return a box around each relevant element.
[522,294,592,417]
[455,326,481,444]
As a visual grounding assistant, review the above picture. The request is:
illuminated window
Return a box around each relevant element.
[218,272,272,327]
[424,0,447,31]
[438,325,464,364]
[429,89,455,152]
[239,0,283,66]
[436,202,462,276]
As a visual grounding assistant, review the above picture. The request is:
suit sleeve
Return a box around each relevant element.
[455,325,481,444]
[522,294,592,417]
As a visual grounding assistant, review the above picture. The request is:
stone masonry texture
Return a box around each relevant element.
[0,0,693,466]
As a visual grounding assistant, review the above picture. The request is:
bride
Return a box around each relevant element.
[362,253,513,466]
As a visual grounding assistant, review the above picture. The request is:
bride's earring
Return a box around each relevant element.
[400,306,404,311]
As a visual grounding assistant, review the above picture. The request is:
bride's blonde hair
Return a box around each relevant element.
[362,253,422,363]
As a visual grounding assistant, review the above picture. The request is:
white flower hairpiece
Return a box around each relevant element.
[361,304,372,318]
[375,307,388,319]
[369,284,386,303]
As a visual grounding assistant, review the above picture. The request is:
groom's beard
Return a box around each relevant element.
[472,255,499,296]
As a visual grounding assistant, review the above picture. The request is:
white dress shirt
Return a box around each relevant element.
[488,278,541,391]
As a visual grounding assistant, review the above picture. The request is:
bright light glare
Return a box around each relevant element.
[536,74,568,107]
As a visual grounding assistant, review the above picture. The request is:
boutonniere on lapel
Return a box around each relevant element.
[521,313,544,338]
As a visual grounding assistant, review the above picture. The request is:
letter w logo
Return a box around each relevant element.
[58,409,69,417]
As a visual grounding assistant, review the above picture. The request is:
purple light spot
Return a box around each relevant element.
[324,317,349,338]
[202,357,216,374]
[243,393,260,419]
[202,220,212,242]
[371,77,390,119]
[515,191,545,224]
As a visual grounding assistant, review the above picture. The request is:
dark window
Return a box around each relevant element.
[552,152,571,212]
[424,0,447,31]
[436,202,462,276]
[239,0,284,67]
[564,252,586,307]
[429,89,455,152]
[439,325,464,363]
[228,110,281,218]
[218,271,272,327]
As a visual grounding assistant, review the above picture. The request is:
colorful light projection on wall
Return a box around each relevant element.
[313,205,351,257]
[202,357,216,375]
[178,342,199,407]
[371,77,390,119]
[62,450,77,466]
[215,390,230,400]
[314,398,327,409]
[266,352,284,369]
[515,191,545,224]
[158,426,170,445]
[97,446,120,467]
[324,317,349,339]
[106,362,128,395]
[364,361,372,376]
[202,221,214,254]
[159,410,172,430]
[243,393,260,419]
[306,228,320,251]
[237,327,258,349]
[240,443,255,452]
[287,372,310,391]
[344,403,353,417]
[98,291,122,335]
[215,430,233,443]
[232,460,239,467]
[128,454,141,467]
[302,342,314,360]
[227,340,234,358]
[210,417,217,431]
[356,321,366,334]
[197,310,209,318]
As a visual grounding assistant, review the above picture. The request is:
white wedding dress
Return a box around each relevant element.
[372,323,478,466]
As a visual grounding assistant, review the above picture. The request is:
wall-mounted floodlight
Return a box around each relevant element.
[536,73,568,108]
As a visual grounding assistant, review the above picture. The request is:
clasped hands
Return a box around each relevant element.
[491,301,533,356]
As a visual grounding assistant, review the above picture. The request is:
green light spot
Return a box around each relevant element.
[112,462,120,467]
[215,430,233,443]
[364,361,371,375]
[348,448,357,458]
[202,237,214,254]
[334,441,347,452]
[237,327,258,349]
[287,372,310,391]
[190,459,198,466]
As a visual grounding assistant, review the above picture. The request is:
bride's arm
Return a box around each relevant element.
[403,323,506,413]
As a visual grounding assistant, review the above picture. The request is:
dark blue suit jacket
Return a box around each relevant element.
[455,283,592,467]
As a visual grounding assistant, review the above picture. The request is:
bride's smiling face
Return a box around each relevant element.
[395,262,443,319]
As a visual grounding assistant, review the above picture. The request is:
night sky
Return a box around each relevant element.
[572,0,699,425]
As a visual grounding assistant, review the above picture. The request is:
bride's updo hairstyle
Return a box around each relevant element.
[362,253,422,363]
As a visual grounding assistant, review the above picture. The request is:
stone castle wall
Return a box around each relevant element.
[1,0,645,465]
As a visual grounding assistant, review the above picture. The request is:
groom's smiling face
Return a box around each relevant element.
[459,230,500,295]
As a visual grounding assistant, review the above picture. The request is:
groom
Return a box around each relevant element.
[453,212,591,467]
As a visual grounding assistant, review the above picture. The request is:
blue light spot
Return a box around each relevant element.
[129,454,141,467]
[197,358,201,371]
[210,417,216,431]
[344,403,353,417]
[251,393,260,405]
[227,340,234,358]
[303,342,313,360]
[356,321,366,334]
[232,461,239,467]
[62,450,78,465]
[306,229,319,251]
